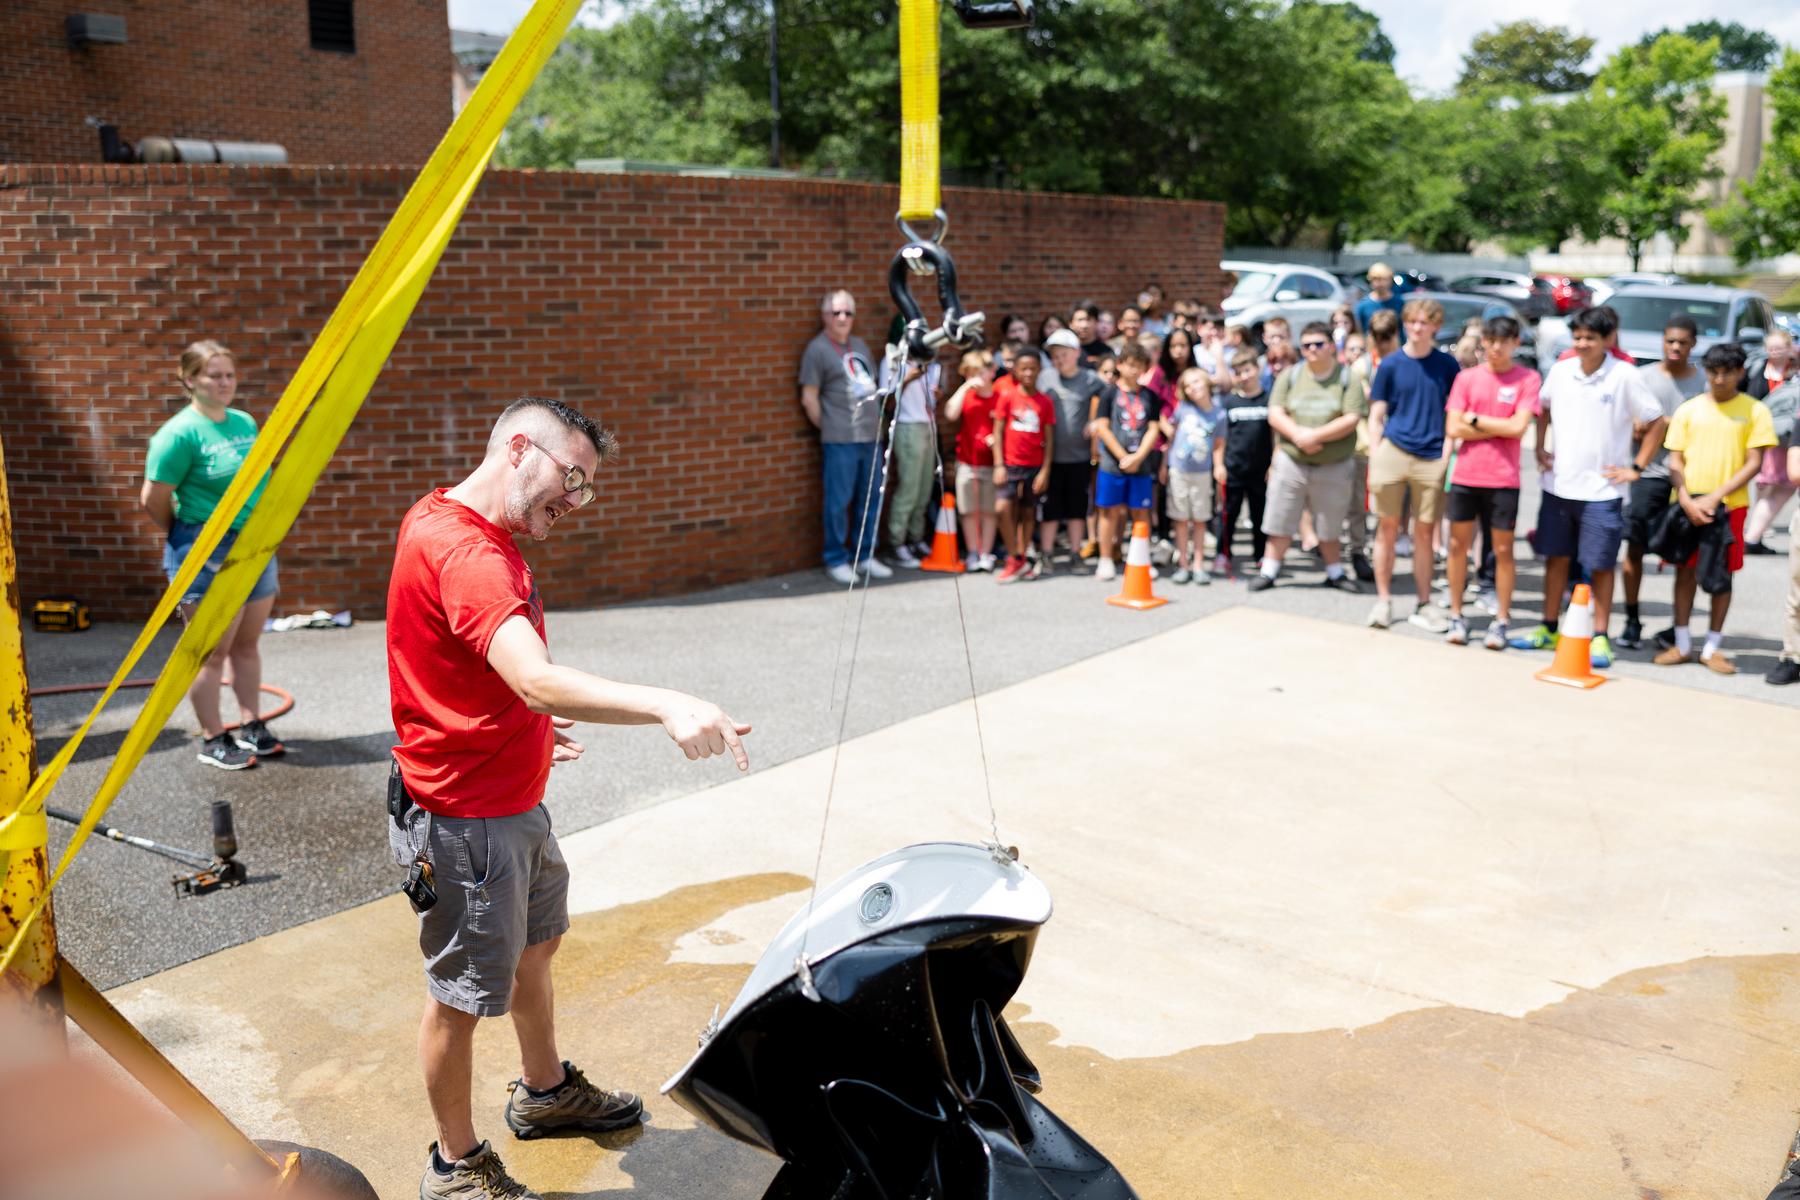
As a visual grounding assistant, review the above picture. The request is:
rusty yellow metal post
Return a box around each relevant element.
[0,433,60,1025]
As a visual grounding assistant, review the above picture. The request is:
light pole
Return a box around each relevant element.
[769,0,781,168]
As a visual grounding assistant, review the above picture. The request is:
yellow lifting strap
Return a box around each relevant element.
[897,0,941,224]
[0,0,587,977]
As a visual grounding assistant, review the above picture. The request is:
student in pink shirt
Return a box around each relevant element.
[1441,315,1541,649]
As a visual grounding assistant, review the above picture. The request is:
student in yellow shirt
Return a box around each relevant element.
[1653,343,1778,674]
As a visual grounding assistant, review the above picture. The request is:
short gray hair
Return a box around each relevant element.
[820,289,856,316]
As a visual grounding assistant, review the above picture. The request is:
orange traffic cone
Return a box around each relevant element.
[919,491,966,573]
[1107,520,1168,610]
[1535,582,1606,689]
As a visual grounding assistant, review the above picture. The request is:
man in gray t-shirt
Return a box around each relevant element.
[1620,315,1705,649]
[799,289,885,583]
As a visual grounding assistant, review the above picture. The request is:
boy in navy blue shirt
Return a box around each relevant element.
[1367,298,1461,631]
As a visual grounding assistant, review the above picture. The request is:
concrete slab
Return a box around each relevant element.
[87,607,1800,1198]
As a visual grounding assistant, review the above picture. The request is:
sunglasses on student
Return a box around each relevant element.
[526,438,595,507]
[1300,339,1330,351]
[830,310,856,318]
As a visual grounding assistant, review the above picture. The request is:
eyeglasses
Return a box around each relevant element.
[829,310,856,318]
[1300,340,1330,351]
[526,438,595,507]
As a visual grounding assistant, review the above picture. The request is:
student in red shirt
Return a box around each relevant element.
[991,349,1056,582]
[387,396,751,1200]
[944,348,1002,571]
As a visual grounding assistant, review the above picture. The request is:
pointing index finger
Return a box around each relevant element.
[723,719,749,771]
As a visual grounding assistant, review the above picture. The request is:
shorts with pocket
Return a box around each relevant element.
[1623,474,1673,546]
[389,782,570,1017]
[1165,469,1215,522]
[1095,469,1155,512]
[1535,491,1624,576]
[1039,461,1092,522]
[1369,438,1447,524]
[954,461,996,514]
[997,465,1040,503]
[1262,453,1354,542]
[165,519,279,608]
[1446,485,1520,531]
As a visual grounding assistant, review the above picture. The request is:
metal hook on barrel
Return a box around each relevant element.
[887,240,985,364]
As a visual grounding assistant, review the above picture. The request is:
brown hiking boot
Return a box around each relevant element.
[503,1061,643,1139]
[419,1141,539,1200]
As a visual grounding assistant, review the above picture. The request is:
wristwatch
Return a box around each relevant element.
[1470,414,1482,431]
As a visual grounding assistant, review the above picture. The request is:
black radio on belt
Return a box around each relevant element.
[32,596,91,633]
[389,758,437,913]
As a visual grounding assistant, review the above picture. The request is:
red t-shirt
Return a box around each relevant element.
[387,490,552,818]
[993,384,1056,467]
[955,384,1000,467]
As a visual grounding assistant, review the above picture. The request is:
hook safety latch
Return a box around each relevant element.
[888,240,985,363]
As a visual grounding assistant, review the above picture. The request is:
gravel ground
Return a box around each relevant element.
[24,470,1797,989]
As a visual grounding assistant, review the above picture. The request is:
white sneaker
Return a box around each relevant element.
[1095,558,1118,582]
[1408,603,1451,634]
[965,553,983,572]
[892,545,921,569]
[825,563,856,585]
[1367,598,1393,629]
[857,557,894,579]
[978,553,998,572]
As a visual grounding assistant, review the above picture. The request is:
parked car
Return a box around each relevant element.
[1447,271,1554,321]
[1540,283,1776,366]
[1582,276,1617,307]
[1220,260,1349,337]
[1410,292,1539,370]
[1607,271,1683,289]
[1535,273,1593,315]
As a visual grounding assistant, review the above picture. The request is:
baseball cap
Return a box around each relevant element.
[1043,329,1082,352]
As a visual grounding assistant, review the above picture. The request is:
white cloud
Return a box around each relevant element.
[448,0,622,35]
[1361,1,1800,95]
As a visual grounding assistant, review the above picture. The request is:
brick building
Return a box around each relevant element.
[1,0,451,165]
[0,164,1227,618]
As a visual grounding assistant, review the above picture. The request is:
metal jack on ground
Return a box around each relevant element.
[46,799,247,896]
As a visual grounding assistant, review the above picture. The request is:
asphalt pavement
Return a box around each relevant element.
[25,479,1798,990]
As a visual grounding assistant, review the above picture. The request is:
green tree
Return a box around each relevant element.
[1712,49,1800,264]
[1636,20,1779,73]
[1456,21,1594,95]
[497,10,768,169]
[1204,0,1410,245]
[1591,34,1727,269]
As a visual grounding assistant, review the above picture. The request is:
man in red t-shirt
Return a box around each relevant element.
[387,395,751,1199]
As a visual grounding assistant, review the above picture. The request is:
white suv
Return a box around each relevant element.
[1220,260,1347,339]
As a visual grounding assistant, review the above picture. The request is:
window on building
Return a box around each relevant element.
[309,0,355,53]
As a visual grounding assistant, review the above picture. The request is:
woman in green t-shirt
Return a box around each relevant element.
[140,340,285,771]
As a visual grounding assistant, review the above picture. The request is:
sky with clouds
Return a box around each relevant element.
[449,1,1800,95]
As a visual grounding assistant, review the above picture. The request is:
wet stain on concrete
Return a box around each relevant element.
[1000,954,1800,1199]
[109,875,1800,1200]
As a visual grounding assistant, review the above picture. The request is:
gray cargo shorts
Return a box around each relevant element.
[389,795,571,1017]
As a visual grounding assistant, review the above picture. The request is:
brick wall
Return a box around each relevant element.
[1,0,449,165]
[0,163,1226,618]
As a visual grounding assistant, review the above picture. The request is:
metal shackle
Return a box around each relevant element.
[887,240,983,363]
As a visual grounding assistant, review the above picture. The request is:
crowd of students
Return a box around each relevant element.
[800,283,1800,686]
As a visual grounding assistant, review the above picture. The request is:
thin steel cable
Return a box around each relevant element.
[800,347,904,973]
[929,390,1000,846]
